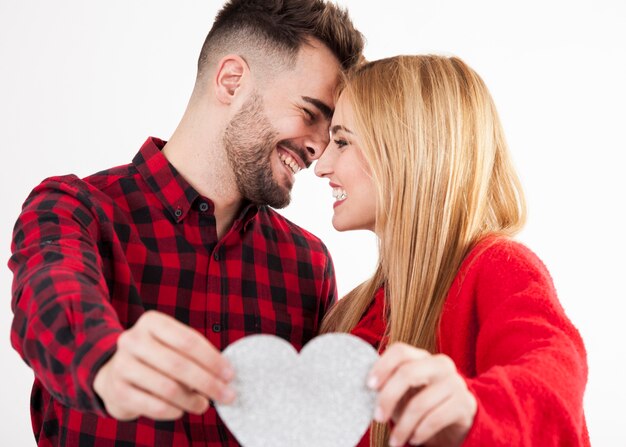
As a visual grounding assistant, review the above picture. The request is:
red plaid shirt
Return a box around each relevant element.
[9,137,337,446]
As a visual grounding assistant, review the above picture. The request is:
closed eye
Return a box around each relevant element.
[303,108,316,122]
[333,138,348,148]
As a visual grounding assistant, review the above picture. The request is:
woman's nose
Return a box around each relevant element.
[314,144,334,177]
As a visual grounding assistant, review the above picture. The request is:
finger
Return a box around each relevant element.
[390,386,421,422]
[408,395,465,446]
[367,343,430,391]
[139,311,234,381]
[118,330,235,404]
[376,355,455,423]
[388,380,453,446]
[105,380,184,421]
[119,355,210,415]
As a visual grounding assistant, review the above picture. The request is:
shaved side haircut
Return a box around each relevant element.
[196,0,364,85]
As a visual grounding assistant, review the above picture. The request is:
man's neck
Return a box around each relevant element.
[162,113,243,240]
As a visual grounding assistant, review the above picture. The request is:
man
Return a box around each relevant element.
[9,1,364,445]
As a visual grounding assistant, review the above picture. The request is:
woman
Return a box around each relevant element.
[315,56,589,446]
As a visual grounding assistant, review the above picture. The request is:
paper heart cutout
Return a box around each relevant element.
[215,333,379,447]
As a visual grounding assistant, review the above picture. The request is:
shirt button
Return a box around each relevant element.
[213,251,220,261]
[199,202,209,212]
[212,323,221,333]
[174,208,183,217]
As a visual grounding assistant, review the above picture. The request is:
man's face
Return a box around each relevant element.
[223,40,341,208]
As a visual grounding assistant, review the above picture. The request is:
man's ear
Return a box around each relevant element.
[214,55,249,105]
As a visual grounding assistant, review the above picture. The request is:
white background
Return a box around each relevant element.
[1,1,624,445]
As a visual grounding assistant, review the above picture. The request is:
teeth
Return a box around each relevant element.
[332,187,347,201]
[279,152,301,174]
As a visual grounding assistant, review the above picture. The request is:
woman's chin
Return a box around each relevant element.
[331,216,359,232]
[331,217,349,232]
[331,219,376,233]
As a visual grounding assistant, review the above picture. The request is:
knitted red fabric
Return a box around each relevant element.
[352,237,589,446]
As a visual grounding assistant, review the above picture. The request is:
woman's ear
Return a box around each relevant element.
[214,55,249,105]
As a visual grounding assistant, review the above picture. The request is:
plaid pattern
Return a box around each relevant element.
[9,137,337,446]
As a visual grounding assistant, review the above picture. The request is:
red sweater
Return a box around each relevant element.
[351,237,589,446]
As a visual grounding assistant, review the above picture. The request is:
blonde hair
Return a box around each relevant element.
[319,55,526,446]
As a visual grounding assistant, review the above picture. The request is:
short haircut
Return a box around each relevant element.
[196,0,364,79]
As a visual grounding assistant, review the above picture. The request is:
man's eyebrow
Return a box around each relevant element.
[302,96,333,121]
[330,124,353,135]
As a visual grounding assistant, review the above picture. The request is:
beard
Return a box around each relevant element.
[222,92,291,209]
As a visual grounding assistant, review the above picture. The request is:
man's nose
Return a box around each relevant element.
[305,127,331,162]
[304,142,324,162]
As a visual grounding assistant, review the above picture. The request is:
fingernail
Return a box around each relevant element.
[221,365,235,381]
[221,387,236,404]
[373,406,384,422]
[389,436,400,447]
[367,375,378,389]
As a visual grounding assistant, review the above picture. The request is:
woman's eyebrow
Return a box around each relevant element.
[330,124,354,135]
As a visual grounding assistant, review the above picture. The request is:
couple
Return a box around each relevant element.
[9,0,588,446]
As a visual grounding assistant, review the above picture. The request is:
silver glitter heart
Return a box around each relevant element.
[215,333,379,447]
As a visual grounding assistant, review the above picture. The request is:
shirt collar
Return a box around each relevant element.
[238,202,261,231]
[133,137,199,222]
[133,137,260,226]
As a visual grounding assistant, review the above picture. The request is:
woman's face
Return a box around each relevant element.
[314,92,377,232]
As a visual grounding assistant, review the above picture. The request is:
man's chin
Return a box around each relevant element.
[270,198,291,209]
[265,190,291,209]
[245,187,291,209]
[266,177,293,208]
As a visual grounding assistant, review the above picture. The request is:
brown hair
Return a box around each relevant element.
[320,55,526,446]
[196,0,364,80]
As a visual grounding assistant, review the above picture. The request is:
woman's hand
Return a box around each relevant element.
[367,343,477,446]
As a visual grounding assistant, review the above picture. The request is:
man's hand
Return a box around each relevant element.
[93,311,235,421]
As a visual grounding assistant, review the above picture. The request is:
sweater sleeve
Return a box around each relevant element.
[9,177,124,414]
[462,240,589,446]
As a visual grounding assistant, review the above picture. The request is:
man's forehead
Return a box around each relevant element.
[292,40,342,86]
[269,42,342,111]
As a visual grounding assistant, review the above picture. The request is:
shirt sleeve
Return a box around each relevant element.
[9,177,124,414]
[461,241,589,446]
[317,245,338,329]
